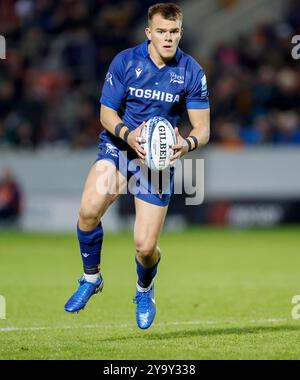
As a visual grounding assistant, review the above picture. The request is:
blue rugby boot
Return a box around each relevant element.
[64,275,104,313]
[133,282,156,329]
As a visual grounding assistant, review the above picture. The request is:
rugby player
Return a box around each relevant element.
[64,3,210,329]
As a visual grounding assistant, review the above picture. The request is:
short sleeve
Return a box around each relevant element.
[186,63,210,110]
[100,53,126,111]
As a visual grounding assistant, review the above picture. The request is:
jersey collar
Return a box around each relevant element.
[141,40,182,64]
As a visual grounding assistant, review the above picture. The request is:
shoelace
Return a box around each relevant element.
[134,292,151,309]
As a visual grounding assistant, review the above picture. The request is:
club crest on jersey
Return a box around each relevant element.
[135,67,143,78]
[169,72,184,84]
[105,72,113,86]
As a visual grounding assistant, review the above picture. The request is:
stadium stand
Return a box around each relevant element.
[0,0,299,148]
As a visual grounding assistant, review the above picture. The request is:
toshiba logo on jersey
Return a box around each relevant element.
[128,87,180,103]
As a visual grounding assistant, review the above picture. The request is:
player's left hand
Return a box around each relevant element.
[170,128,189,166]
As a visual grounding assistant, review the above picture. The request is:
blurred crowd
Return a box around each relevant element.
[0,0,300,149]
[208,0,300,147]
[0,0,160,148]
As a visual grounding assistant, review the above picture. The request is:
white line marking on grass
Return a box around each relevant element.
[249,318,288,324]
[0,318,289,333]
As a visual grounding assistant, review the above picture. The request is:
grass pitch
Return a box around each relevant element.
[1,227,300,360]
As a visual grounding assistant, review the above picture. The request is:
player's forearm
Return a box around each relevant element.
[184,124,210,153]
[100,105,122,135]
[100,105,130,142]
[188,124,210,148]
[186,108,210,151]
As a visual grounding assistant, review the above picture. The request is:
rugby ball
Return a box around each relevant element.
[140,116,177,171]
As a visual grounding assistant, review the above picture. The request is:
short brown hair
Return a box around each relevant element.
[148,3,183,24]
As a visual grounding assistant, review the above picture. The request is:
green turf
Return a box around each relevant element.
[1,227,300,360]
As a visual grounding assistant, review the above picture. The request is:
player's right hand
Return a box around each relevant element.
[127,121,146,160]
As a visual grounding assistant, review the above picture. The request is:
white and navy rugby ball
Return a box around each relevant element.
[141,116,177,171]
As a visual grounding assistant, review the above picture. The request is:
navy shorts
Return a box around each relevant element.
[96,131,174,207]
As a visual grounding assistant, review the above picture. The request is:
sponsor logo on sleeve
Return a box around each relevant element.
[105,72,113,86]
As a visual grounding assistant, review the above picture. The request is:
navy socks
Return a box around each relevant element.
[135,256,160,288]
[77,223,103,274]
[77,222,160,287]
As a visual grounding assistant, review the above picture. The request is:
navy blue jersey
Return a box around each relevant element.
[100,40,209,130]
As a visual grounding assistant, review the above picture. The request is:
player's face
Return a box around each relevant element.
[146,14,183,62]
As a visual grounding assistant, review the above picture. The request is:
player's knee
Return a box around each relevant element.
[79,200,102,223]
[135,238,157,259]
